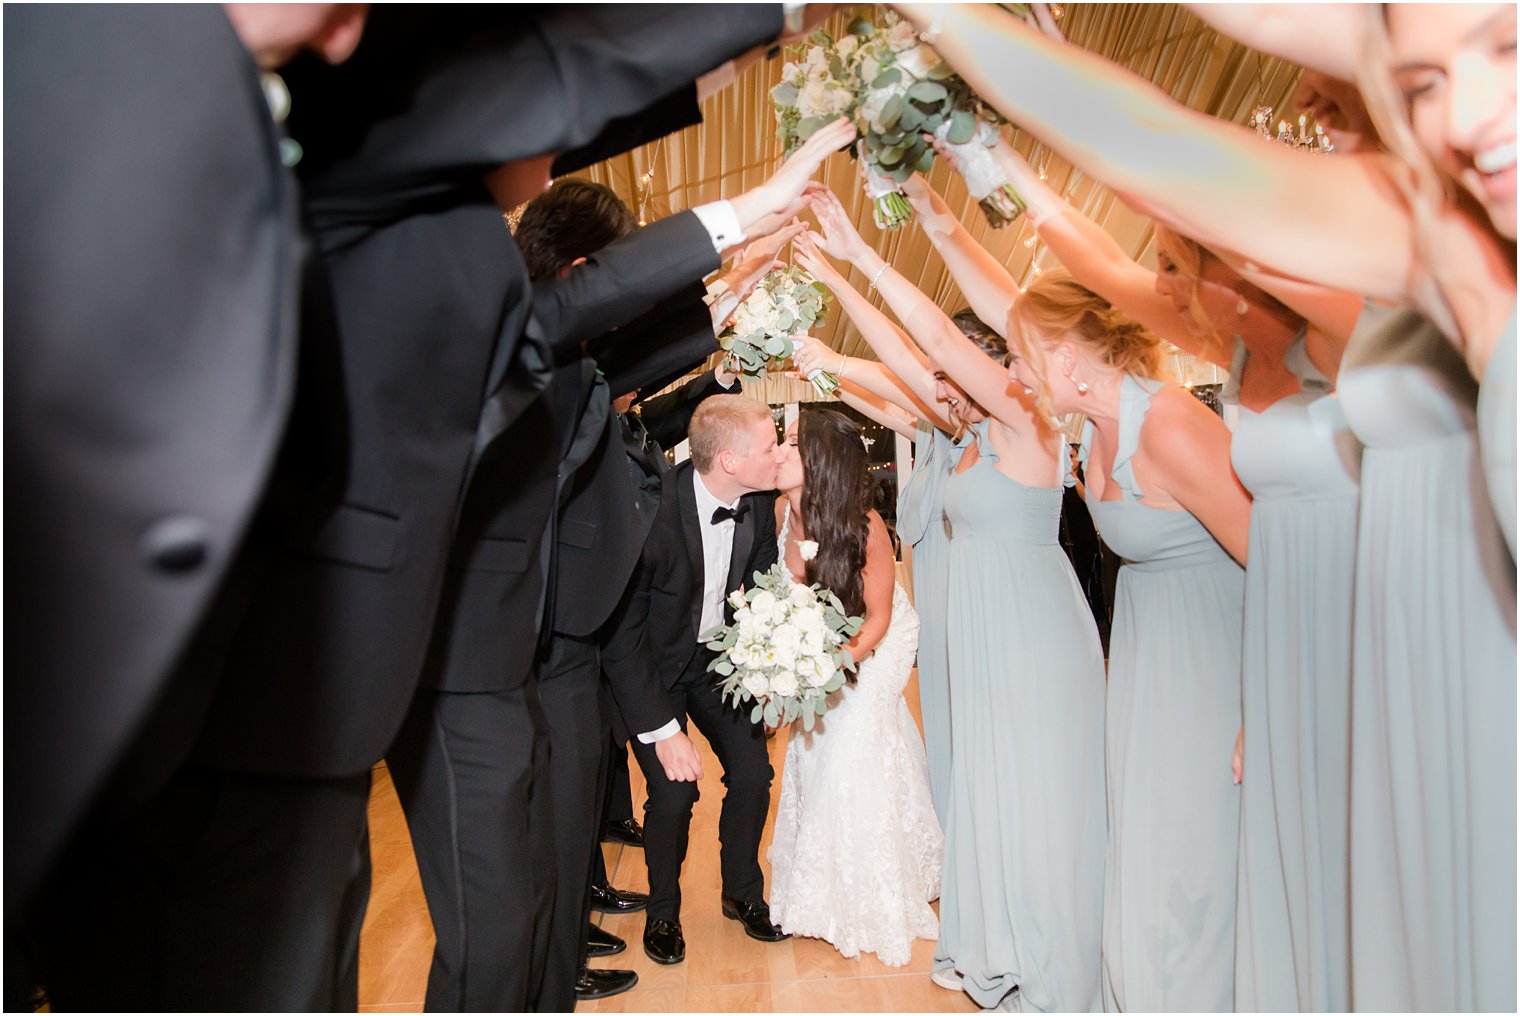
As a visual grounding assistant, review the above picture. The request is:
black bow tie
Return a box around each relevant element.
[711,503,750,525]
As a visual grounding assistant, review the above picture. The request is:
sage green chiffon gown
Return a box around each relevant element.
[1084,376,1245,1013]
[933,420,1106,1012]
[1223,334,1360,1012]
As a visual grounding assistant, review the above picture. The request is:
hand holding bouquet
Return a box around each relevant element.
[717,265,841,396]
[702,557,864,732]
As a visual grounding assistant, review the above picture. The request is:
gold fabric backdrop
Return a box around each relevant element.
[571,4,1307,404]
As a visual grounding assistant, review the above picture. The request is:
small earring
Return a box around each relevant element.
[1077,381,1090,394]
[1235,293,1249,316]
[1023,386,1036,396]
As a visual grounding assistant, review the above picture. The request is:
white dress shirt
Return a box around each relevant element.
[691,468,741,639]
[636,470,744,747]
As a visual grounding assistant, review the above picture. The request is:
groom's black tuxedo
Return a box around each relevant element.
[627,460,780,923]
[641,461,780,678]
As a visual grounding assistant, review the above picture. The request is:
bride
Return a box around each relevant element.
[767,407,943,967]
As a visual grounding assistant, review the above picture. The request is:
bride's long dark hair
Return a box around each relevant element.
[799,408,872,620]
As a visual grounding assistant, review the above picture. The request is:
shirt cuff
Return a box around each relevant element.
[692,200,745,254]
[636,718,681,744]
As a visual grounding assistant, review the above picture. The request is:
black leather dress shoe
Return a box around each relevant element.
[720,896,790,942]
[574,966,638,1002]
[642,918,685,965]
[586,922,625,958]
[590,880,648,914]
[601,818,645,847]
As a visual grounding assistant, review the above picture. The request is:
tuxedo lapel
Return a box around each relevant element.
[675,465,705,636]
[725,499,757,595]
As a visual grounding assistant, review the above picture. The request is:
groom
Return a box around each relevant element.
[629,395,788,964]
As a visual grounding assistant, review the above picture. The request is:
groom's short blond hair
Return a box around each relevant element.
[688,395,772,473]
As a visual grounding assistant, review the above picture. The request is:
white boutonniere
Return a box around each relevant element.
[797,539,820,561]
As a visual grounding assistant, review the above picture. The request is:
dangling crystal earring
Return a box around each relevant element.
[1235,292,1249,316]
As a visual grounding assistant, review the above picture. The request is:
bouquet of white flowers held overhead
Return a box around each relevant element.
[847,12,1026,228]
[769,12,1038,230]
[701,551,863,732]
[717,266,842,396]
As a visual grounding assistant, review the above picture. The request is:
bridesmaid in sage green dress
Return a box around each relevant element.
[1008,272,1251,1012]
[1479,311,1516,555]
[895,419,967,815]
[796,198,1108,1011]
[1219,332,1360,1012]
[1339,303,1516,1012]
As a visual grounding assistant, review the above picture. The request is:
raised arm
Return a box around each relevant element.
[969,137,1231,366]
[899,174,1019,336]
[836,384,921,440]
[1183,4,1362,81]
[806,189,1036,431]
[891,5,1425,305]
[789,232,955,431]
[790,333,951,432]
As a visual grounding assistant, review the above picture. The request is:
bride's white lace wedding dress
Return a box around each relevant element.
[768,505,944,967]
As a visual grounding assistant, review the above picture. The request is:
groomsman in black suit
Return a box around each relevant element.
[631,396,791,965]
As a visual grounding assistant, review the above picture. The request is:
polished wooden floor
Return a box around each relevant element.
[357,661,978,1013]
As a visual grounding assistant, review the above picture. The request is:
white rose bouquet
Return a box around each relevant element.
[717,265,841,395]
[701,552,863,732]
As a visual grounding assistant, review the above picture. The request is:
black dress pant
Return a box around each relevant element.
[605,735,635,826]
[530,634,612,1011]
[387,683,554,1013]
[628,648,772,924]
[27,763,372,1011]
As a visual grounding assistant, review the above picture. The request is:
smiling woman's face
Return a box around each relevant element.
[1387,3,1518,239]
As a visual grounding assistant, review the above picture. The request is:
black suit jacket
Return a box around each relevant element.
[4,5,303,908]
[636,461,779,684]
[421,209,721,695]
[194,5,782,779]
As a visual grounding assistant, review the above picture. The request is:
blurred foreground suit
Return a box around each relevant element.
[3,5,306,1002]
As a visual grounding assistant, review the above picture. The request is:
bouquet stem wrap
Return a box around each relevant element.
[933,119,1026,228]
[860,141,913,231]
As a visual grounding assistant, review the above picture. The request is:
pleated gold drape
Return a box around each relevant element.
[574,4,1307,404]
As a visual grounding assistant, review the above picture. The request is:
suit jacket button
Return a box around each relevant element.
[140,515,211,573]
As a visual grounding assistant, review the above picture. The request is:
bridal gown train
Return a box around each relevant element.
[769,508,943,968]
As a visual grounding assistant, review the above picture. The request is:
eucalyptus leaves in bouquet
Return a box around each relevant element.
[717,265,841,395]
[702,556,864,732]
[849,12,1026,229]
[771,30,859,156]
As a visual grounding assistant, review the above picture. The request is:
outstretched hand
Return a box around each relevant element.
[791,231,846,289]
[730,117,855,245]
[803,187,873,264]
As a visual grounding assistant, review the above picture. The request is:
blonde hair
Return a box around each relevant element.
[1152,224,1223,342]
[1152,224,1303,350]
[1011,270,1167,417]
[1357,5,1489,347]
[688,395,772,472]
